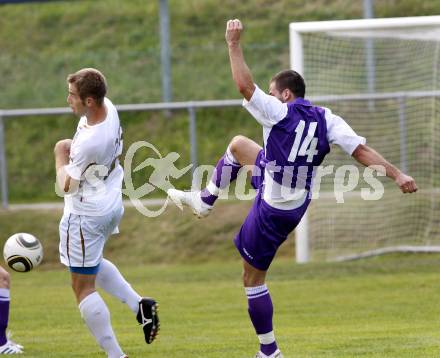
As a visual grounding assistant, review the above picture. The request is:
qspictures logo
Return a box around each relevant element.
[55,141,386,217]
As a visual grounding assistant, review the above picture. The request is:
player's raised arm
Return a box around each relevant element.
[325,109,417,194]
[352,144,418,194]
[225,19,255,101]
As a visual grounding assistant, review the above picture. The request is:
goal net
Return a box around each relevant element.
[290,16,440,262]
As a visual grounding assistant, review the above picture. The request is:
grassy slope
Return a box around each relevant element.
[1,0,440,201]
[7,255,440,357]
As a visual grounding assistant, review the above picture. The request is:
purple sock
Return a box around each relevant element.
[0,289,10,346]
[201,151,241,206]
[246,285,278,356]
[200,188,218,206]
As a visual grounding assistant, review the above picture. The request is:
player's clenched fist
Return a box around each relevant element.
[226,19,243,45]
[395,173,418,193]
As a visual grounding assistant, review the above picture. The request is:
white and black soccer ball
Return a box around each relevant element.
[3,233,43,272]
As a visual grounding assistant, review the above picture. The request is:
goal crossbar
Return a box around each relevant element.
[290,15,440,75]
[289,15,440,33]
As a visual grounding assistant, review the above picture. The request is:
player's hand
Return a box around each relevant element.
[395,173,417,193]
[225,19,243,46]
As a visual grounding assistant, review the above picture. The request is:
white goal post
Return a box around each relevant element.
[290,16,440,263]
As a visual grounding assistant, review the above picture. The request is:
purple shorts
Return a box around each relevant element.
[234,150,310,271]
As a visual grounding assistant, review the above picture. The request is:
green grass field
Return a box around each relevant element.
[6,254,440,357]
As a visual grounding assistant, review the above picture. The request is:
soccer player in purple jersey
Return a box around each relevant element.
[168,19,417,358]
[0,266,23,354]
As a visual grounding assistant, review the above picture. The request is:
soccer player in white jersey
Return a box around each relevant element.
[53,68,159,358]
[0,266,23,354]
[168,20,418,358]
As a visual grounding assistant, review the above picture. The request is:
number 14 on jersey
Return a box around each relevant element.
[288,120,318,163]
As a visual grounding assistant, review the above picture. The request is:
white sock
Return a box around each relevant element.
[0,288,10,300]
[79,292,124,358]
[96,259,141,314]
[225,146,240,165]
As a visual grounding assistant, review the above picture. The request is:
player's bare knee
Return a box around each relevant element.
[229,135,250,155]
[242,269,249,286]
[242,264,266,287]
[243,276,261,287]
[0,269,10,289]
[70,279,79,295]
[71,277,84,295]
[71,283,94,303]
[242,270,259,287]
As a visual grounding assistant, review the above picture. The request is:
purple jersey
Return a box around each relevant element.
[243,85,365,210]
[233,85,366,270]
[264,98,330,191]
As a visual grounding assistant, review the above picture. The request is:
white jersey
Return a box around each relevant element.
[63,97,124,217]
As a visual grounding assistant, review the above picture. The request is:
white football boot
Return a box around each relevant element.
[254,349,283,358]
[167,189,212,218]
[5,333,22,351]
[0,340,23,354]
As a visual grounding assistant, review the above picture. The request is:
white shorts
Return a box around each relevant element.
[59,206,124,268]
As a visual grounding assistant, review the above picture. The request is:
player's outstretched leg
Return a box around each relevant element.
[167,135,261,218]
[0,267,23,355]
[243,261,283,358]
[96,259,160,344]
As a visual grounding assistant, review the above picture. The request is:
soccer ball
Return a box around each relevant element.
[3,233,43,272]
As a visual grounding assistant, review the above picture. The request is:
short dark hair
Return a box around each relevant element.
[270,70,306,98]
[67,68,107,105]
